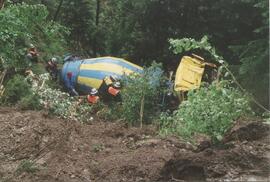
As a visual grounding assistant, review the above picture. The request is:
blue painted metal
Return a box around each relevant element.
[61,60,83,91]
[61,57,143,95]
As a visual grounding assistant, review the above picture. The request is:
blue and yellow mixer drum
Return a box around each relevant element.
[61,56,143,94]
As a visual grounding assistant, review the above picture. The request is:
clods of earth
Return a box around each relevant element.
[0,107,269,182]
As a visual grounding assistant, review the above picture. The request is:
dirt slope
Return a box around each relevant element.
[160,119,270,181]
[0,107,269,182]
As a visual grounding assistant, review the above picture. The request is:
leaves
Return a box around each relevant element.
[0,3,68,70]
[230,0,269,109]
[121,62,164,124]
[159,81,253,142]
[27,73,94,122]
[169,36,224,63]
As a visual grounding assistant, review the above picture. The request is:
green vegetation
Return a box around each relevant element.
[159,81,253,142]
[1,74,41,110]
[0,1,268,144]
[121,62,164,125]
[1,0,268,94]
[169,36,222,62]
[230,0,269,109]
[26,73,95,123]
[94,63,165,125]
[96,102,123,121]
[2,75,31,104]
[16,160,39,174]
[0,3,68,71]
[18,93,41,110]
[92,143,105,153]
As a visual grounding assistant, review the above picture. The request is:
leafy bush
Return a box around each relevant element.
[159,81,253,142]
[169,36,223,62]
[121,62,164,125]
[96,102,123,121]
[19,93,41,110]
[2,74,31,104]
[0,3,68,71]
[158,112,175,137]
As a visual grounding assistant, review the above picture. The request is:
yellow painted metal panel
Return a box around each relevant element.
[174,56,205,92]
[107,56,143,70]
[77,76,103,89]
[80,63,134,75]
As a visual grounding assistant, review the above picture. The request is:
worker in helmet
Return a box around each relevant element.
[99,75,118,93]
[108,81,121,101]
[66,72,79,96]
[87,88,100,104]
[99,75,121,101]
[46,57,58,80]
[26,44,39,63]
[108,81,121,96]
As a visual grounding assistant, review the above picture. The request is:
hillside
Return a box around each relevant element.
[0,107,269,182]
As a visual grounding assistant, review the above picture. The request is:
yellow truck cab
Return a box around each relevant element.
[174,54,217,101]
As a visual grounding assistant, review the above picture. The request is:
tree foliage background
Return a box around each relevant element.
[2,0,269,108]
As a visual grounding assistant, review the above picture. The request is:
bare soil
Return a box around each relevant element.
[0,107,269,182]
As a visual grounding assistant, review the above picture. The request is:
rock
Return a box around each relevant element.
[193,134,212,152]
[136,139,160,147]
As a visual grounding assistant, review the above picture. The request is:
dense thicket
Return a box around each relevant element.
[0,2,68,71]
[2,0,269,108]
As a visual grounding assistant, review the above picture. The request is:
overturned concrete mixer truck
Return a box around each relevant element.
[61,54,217,102]
[61,56,143,95]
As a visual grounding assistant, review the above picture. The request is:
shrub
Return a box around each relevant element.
[2,74,31,104]
[159,81,253,142]
[0,3,68,71]
[96,102,123,121]
[158,112,175,136]
[19,93,41,110]
[121,62,164,125]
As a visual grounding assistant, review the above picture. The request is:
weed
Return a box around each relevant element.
[16,160,39,174]
[92,144,105,153]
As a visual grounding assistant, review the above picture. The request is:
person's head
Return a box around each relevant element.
[112,81,121,89]
[67,72,72,79]
[51,57,57,63]
[29,44,35,48]
[110,75,119,82]
[90,88,98,96]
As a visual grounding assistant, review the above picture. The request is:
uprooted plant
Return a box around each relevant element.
[26,73,94,122]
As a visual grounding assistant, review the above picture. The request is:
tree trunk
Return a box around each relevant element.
[93,0,100,57]
[140,94,145,128]
[0,0,5,10]
[53,0,64,22]
[95,0,100,26]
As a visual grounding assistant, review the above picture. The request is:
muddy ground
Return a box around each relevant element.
[0,107,269,182]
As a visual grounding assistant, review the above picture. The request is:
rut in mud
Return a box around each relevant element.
[0,107,269,182]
